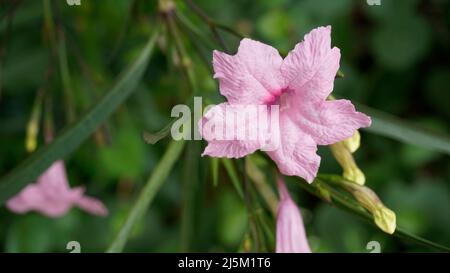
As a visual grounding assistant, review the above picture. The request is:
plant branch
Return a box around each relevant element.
[297,177,450,252]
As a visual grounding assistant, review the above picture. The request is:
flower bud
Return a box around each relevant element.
[344,182,396,234]
[373,206,396,235]
[330,141,365,185]
[25,119,39,152]
[25,91,43,152]
[343,130,360,153]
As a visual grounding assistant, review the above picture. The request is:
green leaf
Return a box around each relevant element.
[0,28,160,205]
[107,140,185,253]
[142,120,174,145]
[357,104,450,155]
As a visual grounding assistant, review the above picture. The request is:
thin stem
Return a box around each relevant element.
[161,1,197,96]
[108,140,186,253]
[245,158,278,216]
[57,30,76,123]
[180,141,199,252]
[240,159,261,252]
[183,0,244,39]
[184,0,244,53]
[215,22,244,39]
[109,0,136,64]
[174,12,214,74]
[174,9,216,49]
[221,158,244,199]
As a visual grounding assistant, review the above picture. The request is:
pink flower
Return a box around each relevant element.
[7,160,108,218]
[276,177,311,253]
[199,26,371,182]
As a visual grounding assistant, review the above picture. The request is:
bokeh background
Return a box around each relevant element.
[0,0,449,252]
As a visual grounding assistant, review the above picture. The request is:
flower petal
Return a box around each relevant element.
[36,161,72,194]
[290,99,372,145]
[281,26,340,101]
[199,103,265,158]
[6,183,74,217]
[75,194,109,216]
[266,113,320,183]
[213,38,284,105]
[6,184,44,214]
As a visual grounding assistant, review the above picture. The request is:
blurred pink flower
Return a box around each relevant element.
[276,177,311,253]
[7,160,108,218]
[200,26,371,182]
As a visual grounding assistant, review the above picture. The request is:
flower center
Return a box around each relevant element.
[265,88,291,111]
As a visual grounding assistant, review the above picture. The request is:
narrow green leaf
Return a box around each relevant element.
[107,140,185,253]
[358,104,450,155]
[0,28,160,205]
[221,158,244,199]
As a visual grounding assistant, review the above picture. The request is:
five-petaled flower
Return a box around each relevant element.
[199,26,371,183]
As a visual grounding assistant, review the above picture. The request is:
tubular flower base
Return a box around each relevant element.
[276,176,311,253]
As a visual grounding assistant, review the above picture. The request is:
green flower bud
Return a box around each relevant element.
[344,182,396,234]
[330,141,365,185]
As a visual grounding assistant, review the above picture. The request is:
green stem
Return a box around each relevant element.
[297,178,450,252]
[162,1,197,96]
[180,141,199,252]
[174,11,214,73]
[42,0,57,55]
[222,158,244,199]
[240,159,261,252]
[107,140,186,253]
[183,0,243,53]
[174,10,216,49]
[57,30,76,123]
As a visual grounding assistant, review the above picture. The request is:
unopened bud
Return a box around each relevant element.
[343,131,360,153]
[25,120,39,152]
[344,182,396,234]
[373,206,396,235]
[330,142,365,185]
[25,91,43,152]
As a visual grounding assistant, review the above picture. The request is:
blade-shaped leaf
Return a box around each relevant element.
[357,104,450,155]
[0,28,160,205]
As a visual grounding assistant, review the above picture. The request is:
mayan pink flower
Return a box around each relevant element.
[6,160,108,218]
[276,176,311,253]
[199,26,371,182]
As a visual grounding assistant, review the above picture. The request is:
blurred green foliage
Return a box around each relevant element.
[0,0,449,252]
